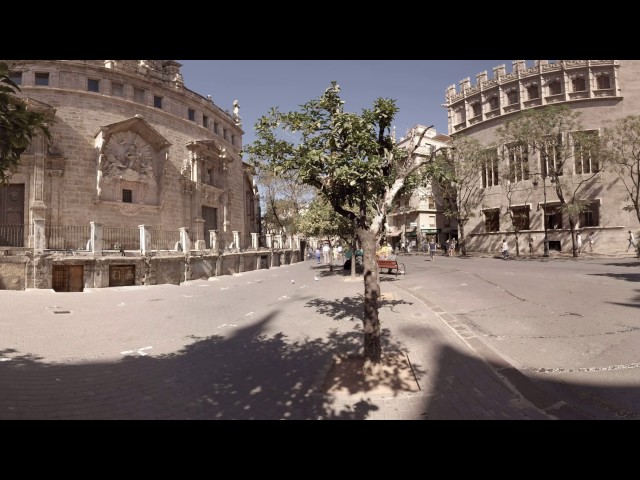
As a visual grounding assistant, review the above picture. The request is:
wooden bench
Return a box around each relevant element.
[376,259,405,277]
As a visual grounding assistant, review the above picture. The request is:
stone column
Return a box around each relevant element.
[294,235,300,250]
[179,227,191,256]
[194,218,206,250]
[287,235,293,249]
[274,234,283,249]
[139,224,152,255]
[33,218,46,253]
[251,232,258,249]
[210,230,218,251]
[90,221,104,255]
[266,233,273,249]
[232,230,240,252]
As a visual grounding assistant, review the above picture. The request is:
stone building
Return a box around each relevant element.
[444,60,640,254]
[387,125,452,251]
[0,60,274,290]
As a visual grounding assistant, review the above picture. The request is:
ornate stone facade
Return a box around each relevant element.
[0,60,265,289]
[444,60,640,254]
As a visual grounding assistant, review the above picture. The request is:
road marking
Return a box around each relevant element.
[121,346,153,356]
[245,312,255,317]
[0,358,10,362]
[117,302,126,307]
[278,295,290,300]
[220,287,229,290]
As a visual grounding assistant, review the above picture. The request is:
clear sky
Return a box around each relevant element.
[178,60,535,149]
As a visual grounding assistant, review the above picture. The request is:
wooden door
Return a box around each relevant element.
[202,206,218,248]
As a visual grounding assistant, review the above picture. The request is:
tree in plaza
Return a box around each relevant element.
[428,136,487,256]
[245,81,443,365]
[0,62,50,184]
[500,151,536,257]
[257,168,315,237]
[601,115,640,226]
[498,105,603,258]
[297,195,355,274]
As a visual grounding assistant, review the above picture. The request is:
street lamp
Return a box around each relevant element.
[532,173,549,257]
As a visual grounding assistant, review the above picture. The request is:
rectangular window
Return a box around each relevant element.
[511,206,530,231]
[246,192,253,216]
[214,121,220,134]
[231,134,236,146]
[545,206,562,230]
[188,108,195,121]
[207,168,214,186]
[35,72,49,86]
[9,71,22,85]
[541,135,563,177]
[573,130,599,174]
[134,87,145,104]
[579,202,600,227]
[122,189,133,203]
[481,149,500,187]
[111,82,124,97]
[203,115,209,128]
[223,128,228,140]
[484,209,500,232]
[87,78,100,92]
[154,95,163,109]
[506,143,529,182]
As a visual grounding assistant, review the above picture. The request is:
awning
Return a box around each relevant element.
[385,232,401,237]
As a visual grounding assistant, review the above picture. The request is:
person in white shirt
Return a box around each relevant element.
[627,230,636,251]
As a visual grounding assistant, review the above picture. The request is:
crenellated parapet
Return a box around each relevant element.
[445,60,621,135]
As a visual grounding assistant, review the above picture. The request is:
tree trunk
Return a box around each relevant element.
[459,221,467,256]
[515,233,520,257]
[358,228,382,364]
[569,218,578,257]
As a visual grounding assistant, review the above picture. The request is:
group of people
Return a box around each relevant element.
[312,243,345,264]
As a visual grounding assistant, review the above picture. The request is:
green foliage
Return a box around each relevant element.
[297,195,354,243]
[245,81,443,363]
[0,62,51,184]
[602,115,640,224]
[498,104,601,257]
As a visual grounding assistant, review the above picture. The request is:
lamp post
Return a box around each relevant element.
[532,173,550,257]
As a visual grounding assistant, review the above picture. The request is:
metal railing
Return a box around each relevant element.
[3,223,249,253]
[45,225,91,250]
[103,227,140,251]
[0,224,25,247]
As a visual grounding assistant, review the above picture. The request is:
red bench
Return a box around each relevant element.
[376,259,405,277]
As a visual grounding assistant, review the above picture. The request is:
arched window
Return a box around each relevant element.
[548,80,562,95]
[507,90,518,105]
[489,96,499,111]
[471,102,482,118]
[527,84,539,100]
[572,77,586,92]
[597,75,611,89]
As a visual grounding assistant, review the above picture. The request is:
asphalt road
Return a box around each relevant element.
[393,251,640,419]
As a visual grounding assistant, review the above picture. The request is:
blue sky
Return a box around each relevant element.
[178,60,534,149]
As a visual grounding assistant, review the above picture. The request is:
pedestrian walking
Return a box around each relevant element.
[501,238,509,259]
[428,238,437,261]
[528,235,534,254]
[627,230,636,251]
[576,233,583,254]
[445,239,450,257]
[315,247,321,264]
[322,243,331,263]
[588,232,595,252]
[449,238,457,257]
